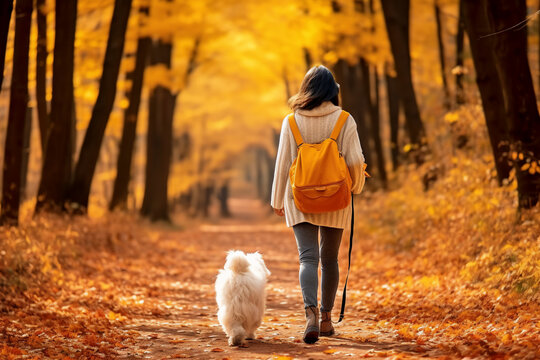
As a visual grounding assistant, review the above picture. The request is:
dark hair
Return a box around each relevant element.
[289,65,340,111]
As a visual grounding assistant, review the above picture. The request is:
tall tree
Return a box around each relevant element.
[110,6,151,211]
[455,0,465,105]
[486,0,540,208]
[140,39,175,221]
[0,0,33,225]
[35,0,78,213]
[366,63,388,188]
[36,0,49,152]
[434,0,450,109]
[69,0,132,212]
[385,66,400,170]
[461,0,511,185]
[216,181,231,217]
[380,0,427,162]
[333,60,374,169]
[20,107,33,202]
[141,37,199,221]
[0,0,13,92]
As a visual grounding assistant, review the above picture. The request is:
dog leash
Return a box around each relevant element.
[337,193,354,323]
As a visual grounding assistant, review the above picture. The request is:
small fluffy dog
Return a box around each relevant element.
[215,250,270,346]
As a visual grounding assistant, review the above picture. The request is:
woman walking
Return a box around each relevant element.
[271,65,366,344]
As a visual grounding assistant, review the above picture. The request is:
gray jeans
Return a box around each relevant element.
[292,222,343,312]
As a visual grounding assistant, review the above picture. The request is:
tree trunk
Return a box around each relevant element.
[69,0,132,212]
[385,66,400,171]
[260,148,273,203]
[0,0,32,225]
[461,0,511,185]
[255,148,264,199]
[455,0,465,105]
[434,0,450,109]
[36,0,48,153]
[267,129,280,206]
[200,184,213,218]
[358,59,379,184]
[0,0,13,92]
[35,0,78,213]
[283,68,292,101]
[333,59,374,169]
[380,0,427,162]
[303,48,312,71]
[141,36,198,221]
[486,0,540,208]
[216,181,231,217]
[20,107,32,202]
[140,40,175,221]
[110,6,150,211]
[366,63,388,188]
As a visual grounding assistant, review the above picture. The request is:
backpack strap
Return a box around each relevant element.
[330,110,350,141]
[288,113,304,147]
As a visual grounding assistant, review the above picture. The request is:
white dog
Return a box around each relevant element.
[215,250,270,346]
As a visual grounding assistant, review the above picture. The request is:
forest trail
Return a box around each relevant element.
[111,198,440,360]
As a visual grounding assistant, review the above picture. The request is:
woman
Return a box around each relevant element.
[271,65,366,344]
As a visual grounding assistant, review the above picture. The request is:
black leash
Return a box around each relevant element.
[337,193,354,323]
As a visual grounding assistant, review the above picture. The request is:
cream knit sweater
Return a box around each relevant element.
[271,101,366,229]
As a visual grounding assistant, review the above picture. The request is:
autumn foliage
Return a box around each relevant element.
[1,0,540,358]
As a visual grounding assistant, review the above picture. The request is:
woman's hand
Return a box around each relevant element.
[273,208,285,216]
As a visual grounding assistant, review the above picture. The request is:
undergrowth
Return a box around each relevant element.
[0,212,150,304]
[355,104,540,297]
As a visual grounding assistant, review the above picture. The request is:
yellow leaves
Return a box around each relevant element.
[118,97,130,109]
[397,325,416,340]
[444,111,459,124]
[145,64,176,92]
[419,275,439,289]
[272,356,293,360]
[402,143,422,153]
[323,348,338,354]
[403,144,412,153]
[106,311,126,322]
[322,51,339,65]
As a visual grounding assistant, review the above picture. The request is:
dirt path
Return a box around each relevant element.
[108,198,443,360]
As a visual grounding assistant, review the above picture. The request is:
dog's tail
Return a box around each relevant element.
[225,250,250,274]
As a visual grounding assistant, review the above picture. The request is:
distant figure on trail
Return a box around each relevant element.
[271,65,367,344]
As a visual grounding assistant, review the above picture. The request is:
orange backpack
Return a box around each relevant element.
[288,110,353,213]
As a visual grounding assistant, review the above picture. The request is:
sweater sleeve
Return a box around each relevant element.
[342,116,366,194]
[270,115,293,209]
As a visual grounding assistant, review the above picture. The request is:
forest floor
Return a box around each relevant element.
[1,196,539,359]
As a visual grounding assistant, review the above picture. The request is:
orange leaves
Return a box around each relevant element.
[520,160,540,174]
[0,345,27,357]
[349,143,540,359]
[83,334,99,347]
[322,348,338,354]
[397,325,416,340]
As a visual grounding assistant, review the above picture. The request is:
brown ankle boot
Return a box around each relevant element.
[303,306,319,344]
[320,311,334,336]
